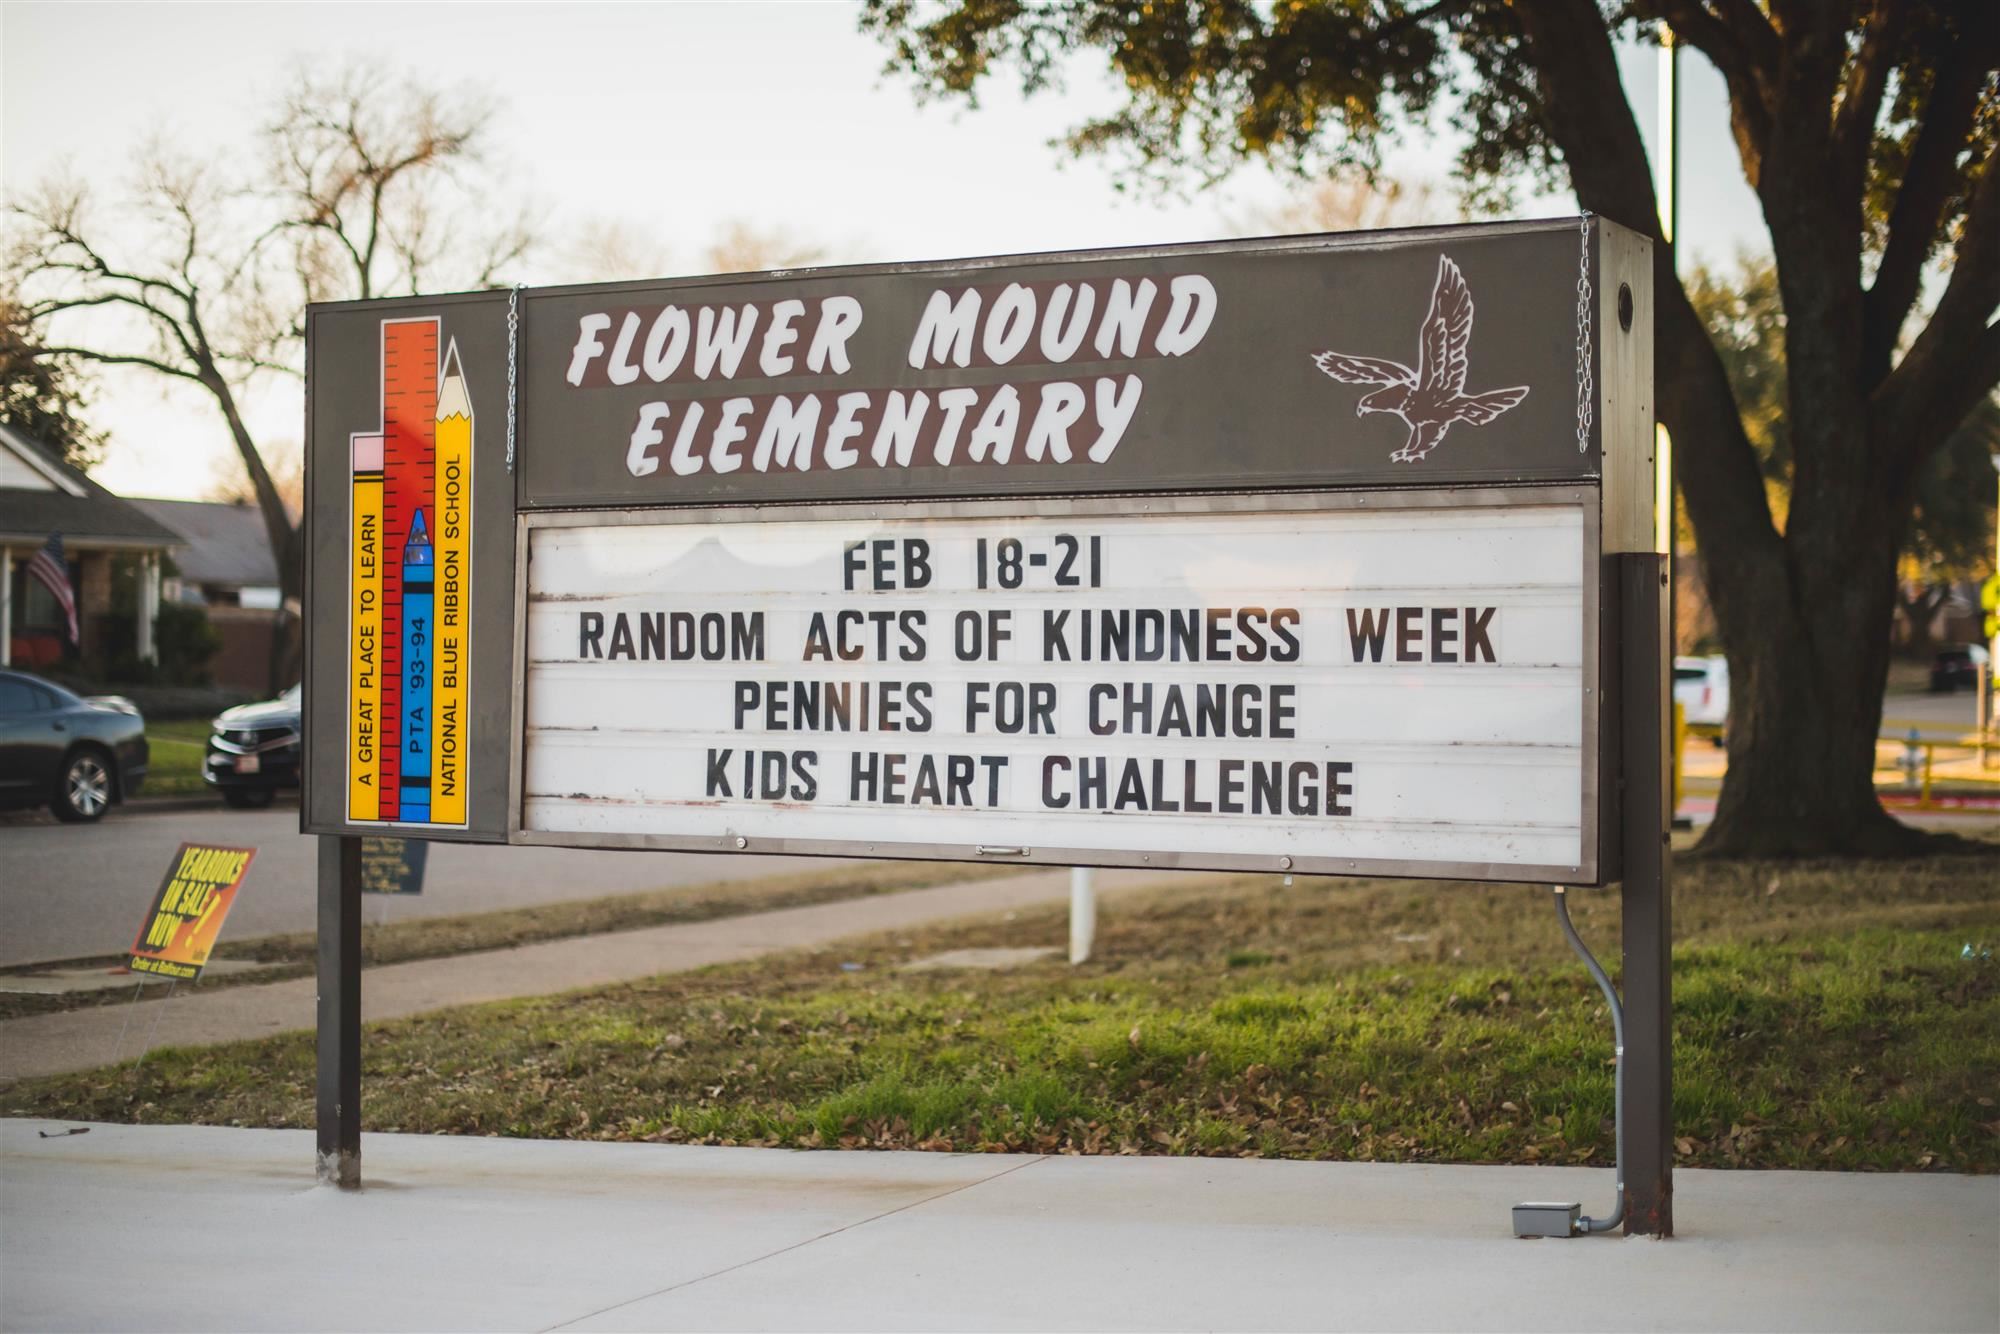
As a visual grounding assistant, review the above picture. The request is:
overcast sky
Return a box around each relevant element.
[1,2,1763,501]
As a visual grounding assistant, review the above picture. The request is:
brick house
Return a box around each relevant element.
[0,424,176,674]
[131,497,297,693]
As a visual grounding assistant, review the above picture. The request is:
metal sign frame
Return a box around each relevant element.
[306,215,1670,1237]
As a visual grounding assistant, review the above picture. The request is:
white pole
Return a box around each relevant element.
[137,552,159,665]
[0,546,11,668]
[1657,30,1679,249]
[1068,866,1096,964]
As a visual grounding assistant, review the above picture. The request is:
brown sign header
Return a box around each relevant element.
[510,219,1600,508]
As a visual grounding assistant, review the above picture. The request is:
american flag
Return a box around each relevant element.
[27,534,79,645]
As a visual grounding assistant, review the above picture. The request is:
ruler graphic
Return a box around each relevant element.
[347,318,471,827]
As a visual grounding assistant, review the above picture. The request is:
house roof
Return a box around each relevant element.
[0,423,181,550]
[130,498,279,588]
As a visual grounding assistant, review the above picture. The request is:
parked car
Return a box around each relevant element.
[204,684,302,807]
[1929,644,1990,693]
[0,669,149,821]
[1673,655,1730,742]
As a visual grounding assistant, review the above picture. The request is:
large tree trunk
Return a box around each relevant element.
[1506,0,1962,858]
[1654,262,1920,856]
[269,523,305,694]
[197,362,304,694]
[1700,511,1920,856]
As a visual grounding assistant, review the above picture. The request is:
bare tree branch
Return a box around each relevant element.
[1708,0,1782,75]
[263,65,495,303]
[31,345,204,381]
[24,288,203,366]
[1645,0,1776,182]
[6,57,532,651]
[1512,0,1785,585]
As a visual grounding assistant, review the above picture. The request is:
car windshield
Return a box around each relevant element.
[1673,667,1708,682]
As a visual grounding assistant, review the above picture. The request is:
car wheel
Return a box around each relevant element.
[51,748,114,823]
[222,785,276,810]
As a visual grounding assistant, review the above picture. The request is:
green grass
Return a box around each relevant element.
[6,844,1997,1173]
[141,719,212,796]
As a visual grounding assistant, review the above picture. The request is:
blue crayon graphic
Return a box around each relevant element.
[399,508,434,822]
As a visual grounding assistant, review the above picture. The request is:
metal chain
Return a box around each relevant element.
[506,284,523,473]
[1575,212,1594,455]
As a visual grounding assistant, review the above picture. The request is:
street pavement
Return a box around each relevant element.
[4,1119,1993,1332]
[1878,681,1988,733]
[0,800,833,967]
[0,866,1207,1082]
[1674,682,2000,828]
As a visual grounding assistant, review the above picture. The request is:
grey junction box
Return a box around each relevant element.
[1512,1201,1582,1238]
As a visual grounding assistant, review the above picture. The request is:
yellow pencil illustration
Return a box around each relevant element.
[430,341,473,825]
[349,433,384,821]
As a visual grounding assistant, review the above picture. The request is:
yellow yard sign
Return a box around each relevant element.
[129,844,256,982]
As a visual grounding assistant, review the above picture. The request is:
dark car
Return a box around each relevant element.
[1929,645,1990,693]
[205,684,301,807]
[0,669,149,821]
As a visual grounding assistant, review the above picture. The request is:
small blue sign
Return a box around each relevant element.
[359,837,428,895]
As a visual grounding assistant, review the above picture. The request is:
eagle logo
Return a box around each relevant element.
[1311,255,1530,463]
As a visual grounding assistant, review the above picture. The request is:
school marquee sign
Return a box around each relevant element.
[303,217,1655,886]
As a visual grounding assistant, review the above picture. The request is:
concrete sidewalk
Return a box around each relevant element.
[3,1119,1993,1332]
[0,867,1209,1083]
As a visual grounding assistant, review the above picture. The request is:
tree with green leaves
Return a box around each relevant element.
[0,294,105,471]
[863,0,2000,856]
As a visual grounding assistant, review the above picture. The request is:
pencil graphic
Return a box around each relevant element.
[348,434,384,821]
[398,508,434,823]
[430,343,472,825]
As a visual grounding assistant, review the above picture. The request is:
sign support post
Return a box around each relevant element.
[1619,552,1673,1236]
[316,834,362,1188]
